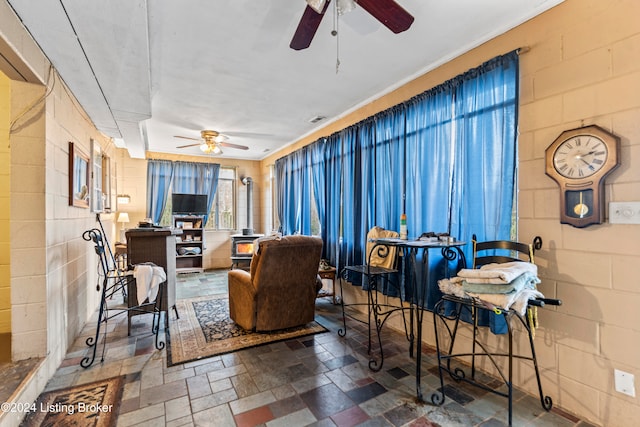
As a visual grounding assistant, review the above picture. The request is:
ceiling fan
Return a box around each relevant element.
[175,130,249,155]
[290,0,415,50]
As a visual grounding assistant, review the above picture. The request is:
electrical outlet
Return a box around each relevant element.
[609,202,640,224]
[614,369,636,397]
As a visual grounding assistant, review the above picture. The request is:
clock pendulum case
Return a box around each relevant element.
[545,125,620,228]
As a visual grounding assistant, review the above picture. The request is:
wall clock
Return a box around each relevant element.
[545,125,620,228]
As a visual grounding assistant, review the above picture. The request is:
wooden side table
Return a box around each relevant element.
[317,266,338,304]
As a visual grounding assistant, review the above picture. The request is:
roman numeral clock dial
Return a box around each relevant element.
[545,125,620,228]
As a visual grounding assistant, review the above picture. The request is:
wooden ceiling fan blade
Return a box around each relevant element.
[174,135,201,141]
[357,0,414,34]
[176,142,202,149]
[290,1,331,50]
[218,141,249,150]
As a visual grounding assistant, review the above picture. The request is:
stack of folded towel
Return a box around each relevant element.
[438,261,544,315]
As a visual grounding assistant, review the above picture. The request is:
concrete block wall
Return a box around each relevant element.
[0,72,10,336]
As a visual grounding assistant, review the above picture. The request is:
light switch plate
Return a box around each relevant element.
[614,369,636,397]
[609,202,640,224]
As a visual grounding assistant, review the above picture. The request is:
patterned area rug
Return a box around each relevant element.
[167,295,328,366]
[20,376,124,427]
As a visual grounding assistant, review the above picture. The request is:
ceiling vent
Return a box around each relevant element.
[308,115,326,124]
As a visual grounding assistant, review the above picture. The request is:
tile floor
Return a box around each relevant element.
[30,270,595,427]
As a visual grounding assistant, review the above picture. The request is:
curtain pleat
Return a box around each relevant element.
[146,160,174,223]
[324,134,343,266]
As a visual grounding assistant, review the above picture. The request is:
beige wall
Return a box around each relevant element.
[10,69,120,359]
[0,72,9,334]
[119,151,263,270]
[260,1,640,425]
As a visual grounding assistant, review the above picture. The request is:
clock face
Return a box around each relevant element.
[553,135,608,179]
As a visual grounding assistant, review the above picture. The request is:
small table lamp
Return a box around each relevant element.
[117,212,130,243]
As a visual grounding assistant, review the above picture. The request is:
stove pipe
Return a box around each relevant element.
[241,176,253,235]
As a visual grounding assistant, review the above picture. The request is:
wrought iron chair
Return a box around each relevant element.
[338,226,410,371]
[432,235,561,426]
[81,228,165,368]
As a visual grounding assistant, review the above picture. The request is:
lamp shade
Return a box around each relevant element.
[117,212,130,224]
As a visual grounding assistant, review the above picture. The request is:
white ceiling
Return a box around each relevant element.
[7,0,563,160]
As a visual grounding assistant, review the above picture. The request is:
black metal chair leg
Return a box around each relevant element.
[81,277,109,368]
[522,311,553,412]
[338,270,348,337]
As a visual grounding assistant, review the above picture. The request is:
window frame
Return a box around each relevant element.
[207,166,236,230]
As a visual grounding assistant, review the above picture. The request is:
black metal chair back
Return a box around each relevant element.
[472,234,541,268]
[83,228,111,279]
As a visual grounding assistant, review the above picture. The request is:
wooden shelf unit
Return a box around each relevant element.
[173,215,205,273]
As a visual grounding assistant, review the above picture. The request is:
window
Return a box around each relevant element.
[157,165,233,229]
[310,185,320,236]
[102,154,113,212]
[90,139,104,212]
[207,167,235,230]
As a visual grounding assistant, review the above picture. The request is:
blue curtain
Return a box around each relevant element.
[404,85,456,308]
[448,51,519,332]
[323,134,343,266]
[146,160,174,223]
[275,148,311,235]
[450,52,518,267]
[171,161,220,223]
[374,107,405,231]
[309,139,326,245]
[274,51,518,311]
[341,126,367,270]
[299,148,313,235]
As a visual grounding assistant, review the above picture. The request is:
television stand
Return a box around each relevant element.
[173,215,205,273]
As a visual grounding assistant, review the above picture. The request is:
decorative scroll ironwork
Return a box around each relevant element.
[80,228,166,368]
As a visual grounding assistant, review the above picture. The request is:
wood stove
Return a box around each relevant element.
[230,233,263,270]
[230,176,264,270]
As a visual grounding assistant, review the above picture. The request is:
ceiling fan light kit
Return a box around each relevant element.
[200,143,222,155]
[175,129,249,154]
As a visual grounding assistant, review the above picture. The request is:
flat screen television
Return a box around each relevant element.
[172,193,208,215]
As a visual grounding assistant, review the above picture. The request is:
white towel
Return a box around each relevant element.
[456,261,537,284]
[133,264,166,305]
[438,275,544,315]
[466,288,545,316]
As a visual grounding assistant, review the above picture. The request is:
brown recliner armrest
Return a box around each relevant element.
[228,269,257,330]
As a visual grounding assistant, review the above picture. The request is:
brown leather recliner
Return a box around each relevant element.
[228,235,323,331]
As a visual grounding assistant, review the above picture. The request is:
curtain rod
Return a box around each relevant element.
[517,46,531,55]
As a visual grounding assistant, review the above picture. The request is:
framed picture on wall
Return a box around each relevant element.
[68,142,90,208]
